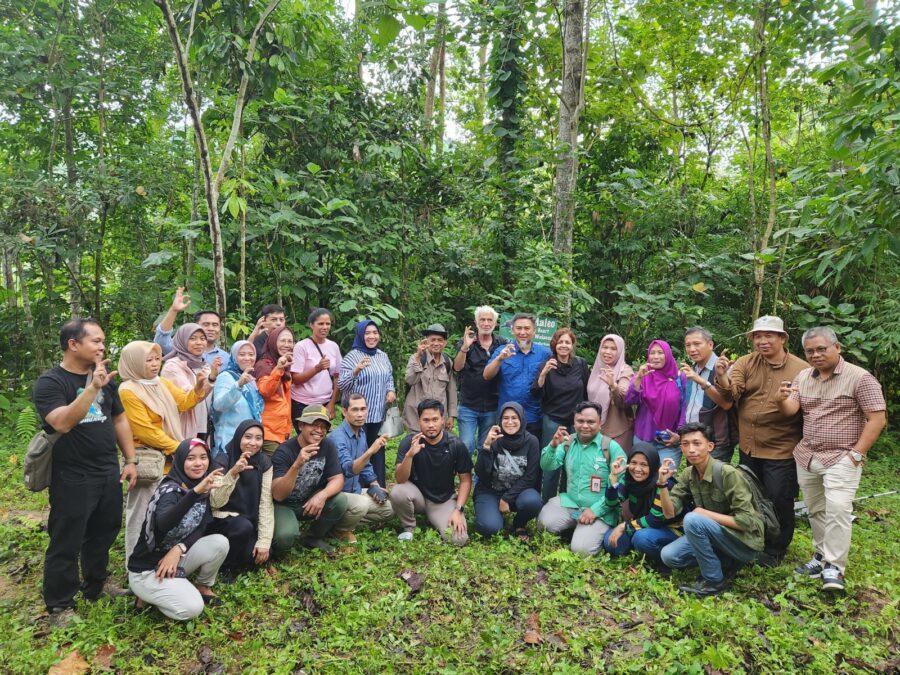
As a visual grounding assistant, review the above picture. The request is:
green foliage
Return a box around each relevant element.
[14,406,38,444]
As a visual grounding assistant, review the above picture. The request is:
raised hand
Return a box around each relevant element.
[636,362,651,379]
[462,326,475,350]
[193,468,225,495]
[230,451,255,478]
[210,357,223,381]
[298,443,319,466]
[415,339,428,357]
[550,426,571,449]
[276,353,293,370]
[657,457,677,485]
[90,358,117,389]
[170,286,191,313]
[407,433,426,457]
[499,343,516,361]
[237,368,255,387]
[483,425,503,449]
[609,456,626,481]
[541,358,559,376]
[776,379,793,401]
[715,350,731,378]
[368,434,390,454]
[600,366,615,388]
[354,356,372,375]
[680,362,702,384]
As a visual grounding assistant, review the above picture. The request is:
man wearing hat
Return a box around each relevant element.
[714,315,807,567]
[403,324,458,432]
[270,404,352,554]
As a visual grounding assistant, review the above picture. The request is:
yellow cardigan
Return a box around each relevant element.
[120,378,202,455]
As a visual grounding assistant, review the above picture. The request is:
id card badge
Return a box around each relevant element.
[590,475,603,493]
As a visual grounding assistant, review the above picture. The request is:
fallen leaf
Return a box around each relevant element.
[298,589,319,613]
[266,565,279,578]
[93,644,116,671]
[135,185,147,196]
[8,454,17,465]
[227,630,244,643]
[524,612,542,645]
[807,635,824,649]
[399,569,424,593]
[198,646,212,665]
[48,650,90,675]
[692,281,708,294]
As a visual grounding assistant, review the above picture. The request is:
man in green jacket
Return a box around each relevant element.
[660,422,764,597]
[537,401,627,556]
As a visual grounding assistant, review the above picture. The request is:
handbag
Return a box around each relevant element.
[134,446,166,484]
[23,430,60,492]
[379,406,404,438]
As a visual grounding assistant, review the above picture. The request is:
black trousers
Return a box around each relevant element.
[44,467,122,609]
[207,515,257,571]
[739,452,798,557]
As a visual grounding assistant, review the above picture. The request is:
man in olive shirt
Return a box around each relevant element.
[714,315,807,567]
[660,423,764,597]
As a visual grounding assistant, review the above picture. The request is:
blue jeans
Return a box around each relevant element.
[634,437,682,470]
[457,405,498,458]
[474,488,543,536]
[541,416,573,502]
[660,512,758,582]
[602,526,679,560]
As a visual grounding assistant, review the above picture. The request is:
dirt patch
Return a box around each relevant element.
[0,508,46,529]
[855,586,894,617]
[0,573,22,601]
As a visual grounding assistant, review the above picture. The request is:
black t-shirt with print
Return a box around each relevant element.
[395,432,473,503]
[32,365,124,475]
[271,436,342,506]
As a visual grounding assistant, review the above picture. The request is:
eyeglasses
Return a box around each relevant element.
[803,346,832,356]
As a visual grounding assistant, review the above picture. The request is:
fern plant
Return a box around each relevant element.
[15,406,39,443]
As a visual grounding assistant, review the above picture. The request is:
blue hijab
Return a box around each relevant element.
[224,340,264,421]
[351,320,379,356]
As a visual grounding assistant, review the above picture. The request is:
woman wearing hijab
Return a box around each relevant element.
[211,341,263,460]
[624,340,687,467]
[119,341,211,561]
[586,334,635,452]
[209,421,274,572]
[161,323,221,440]
[531,328,589,501]
[337,319,396,486]
[473,402,543,538]
[254,326,295,455]
[127,439,229,620]
[602,446,681,567]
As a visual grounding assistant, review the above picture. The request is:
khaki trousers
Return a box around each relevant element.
[389,481,468,546]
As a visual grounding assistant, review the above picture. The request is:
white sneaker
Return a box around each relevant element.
[821,564,845,592]
[397,531,414,542]
[794,553,824,577]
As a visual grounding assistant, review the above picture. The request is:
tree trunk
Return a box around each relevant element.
[62,88,81,319]
[2,247,15,311]
[17,253,45,367]
[552,0,587,322]
[94,14,109,318]
[752,1,776,322]
[424,4,447,152]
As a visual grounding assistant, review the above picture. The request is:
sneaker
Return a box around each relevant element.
[678,577,730,598]
[821,564,845,592]
[756,552,784,568]
[397,531,414,542]
[48,607,77,629]
[795,553,825,577]
[332,530,358,545]
[300,536,335,553]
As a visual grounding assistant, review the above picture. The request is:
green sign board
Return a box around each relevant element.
[498,313,558,347]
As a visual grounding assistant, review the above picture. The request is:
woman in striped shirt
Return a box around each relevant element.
[338,319,396,486]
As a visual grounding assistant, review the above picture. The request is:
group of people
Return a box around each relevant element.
[32,293,887,626]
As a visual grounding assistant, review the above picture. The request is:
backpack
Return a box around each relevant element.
[712,460,781,545]
[405,352,454,395]
[24,429,60,492]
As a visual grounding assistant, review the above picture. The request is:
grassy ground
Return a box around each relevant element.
[0,428,896,674]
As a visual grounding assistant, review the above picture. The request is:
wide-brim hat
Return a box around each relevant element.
[296,404,331,426]
[746,315,788,337]
[421,323,449,338]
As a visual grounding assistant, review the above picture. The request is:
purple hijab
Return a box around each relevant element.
[640,340,684,432]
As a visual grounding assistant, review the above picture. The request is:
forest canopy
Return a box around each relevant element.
[0,0,897,411]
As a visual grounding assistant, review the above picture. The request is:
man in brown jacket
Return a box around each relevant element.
[403,324,458,432]
[714,315,807,567]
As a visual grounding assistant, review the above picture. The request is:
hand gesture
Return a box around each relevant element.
[550,426,571,449]
[237,368,255,387]
[776,380,793,401]
[196,365,211,388]
[276,353,293,370]
[609,456,626,482]
[483,425,503,449]
[317,356,331,373]
[210,357,223,381]
[415,339,428,357]
[368,434,390,455]
[657,457,677,485]
[636,362,651,379]
[680,362,701,384]
[462,326,475,350]
[230,451,255,478]
[254,315,267,332]
[296,442,319,468]
[170,286,191,313]
[715,350,731,378]
[193,468,225,495]
[600,366,615,388]
[541,358,558,376]
[407,433,425,458]
[499,343,516,361]
[354,356,372,375]
[90,358,117,390]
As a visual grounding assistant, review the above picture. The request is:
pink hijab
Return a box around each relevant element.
[587,334,632,424]
[639,339,684,432]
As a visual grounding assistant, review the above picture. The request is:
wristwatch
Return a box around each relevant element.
[849,450,865,463]
[456,505,465,513]
[123,456,139,465]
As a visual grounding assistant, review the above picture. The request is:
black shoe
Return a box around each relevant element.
[301,536,335,553]
[678,577,730,597]
[756,552,784,568]
[648,558,672,578]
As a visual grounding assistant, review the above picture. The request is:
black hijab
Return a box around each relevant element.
[494,402,531,452]
[622,445,662,521]
[166,438,213,490]
[216,420,271,523]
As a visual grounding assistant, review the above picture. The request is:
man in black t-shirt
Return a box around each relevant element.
[32,319,138,628]
[270,405,348,553]
[390,399,472,545]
